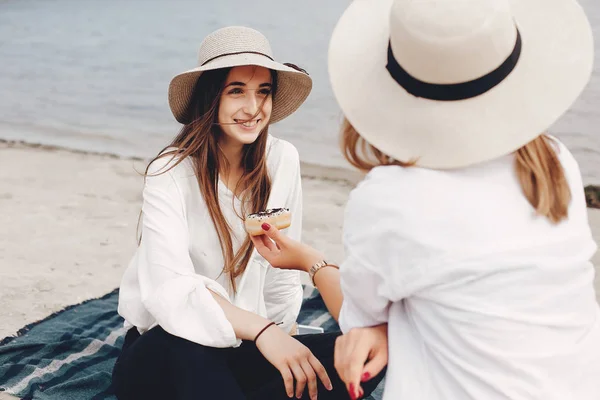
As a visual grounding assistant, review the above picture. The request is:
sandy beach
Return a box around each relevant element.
[1,140,599,343]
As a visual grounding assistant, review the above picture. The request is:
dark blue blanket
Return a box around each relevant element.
[0,287,383,400]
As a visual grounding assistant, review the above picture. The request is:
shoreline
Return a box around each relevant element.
[2,138,598,208]
[0,138,364,186]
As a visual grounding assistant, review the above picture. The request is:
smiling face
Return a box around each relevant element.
[217,65,273,150]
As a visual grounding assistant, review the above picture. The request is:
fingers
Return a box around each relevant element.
[279,366,295,398]
[250,234,278,261]
[334,335,351,393]
[261,223,287,246]
[250,235,268,252]
[361,349,387,384]
[334,334,355,382]
[259,234,278,252]
[285,347,332,400]
[334,333,369,400]
[308,354,333,391]
[300,359,318,400]
[289,361,307,399]
[346,346,369,396]
[290,356,332,400]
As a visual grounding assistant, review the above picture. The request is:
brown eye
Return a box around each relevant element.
[228,88,243,95]
[259,89,272,96]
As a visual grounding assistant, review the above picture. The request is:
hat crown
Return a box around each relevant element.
[197,26,274,66]
[390,0,517,84]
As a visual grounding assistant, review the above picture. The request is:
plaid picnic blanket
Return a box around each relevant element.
[0,286,383,400]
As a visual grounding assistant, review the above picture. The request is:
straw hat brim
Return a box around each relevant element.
[169,53,312,125]
[328,0,594,169]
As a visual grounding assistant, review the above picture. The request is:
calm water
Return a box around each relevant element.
[0,0,598,184]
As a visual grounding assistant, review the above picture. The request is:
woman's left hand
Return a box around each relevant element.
[250,223,324,272]
[334,324,388,400]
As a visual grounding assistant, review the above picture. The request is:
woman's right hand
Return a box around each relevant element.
[255,324,333,399]
[250,224,324,273]
[334,324,388,400]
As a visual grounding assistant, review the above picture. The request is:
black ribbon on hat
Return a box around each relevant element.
[386,29,522,101]
[283,63,309,75]
[201,52,309,76]
[201,51,274,66]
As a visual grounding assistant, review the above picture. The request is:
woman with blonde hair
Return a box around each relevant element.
[112,26,384,400]
[251,0,600,399]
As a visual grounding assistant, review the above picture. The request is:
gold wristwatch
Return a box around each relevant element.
[308,260,338,286]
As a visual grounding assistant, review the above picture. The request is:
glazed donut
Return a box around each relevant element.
[245,208,292,236]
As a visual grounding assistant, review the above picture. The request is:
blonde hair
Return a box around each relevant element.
[340,118,571,224]
[340,118,416,170]
[514,135,571,223]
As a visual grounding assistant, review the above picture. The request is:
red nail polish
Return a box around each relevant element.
[349,383,356,400]
[358,388,364,399]
[261,223,271,231]
[361,372,371,382]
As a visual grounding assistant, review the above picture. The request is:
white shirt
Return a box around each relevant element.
[338,140,600,400]
[118,136,303,348]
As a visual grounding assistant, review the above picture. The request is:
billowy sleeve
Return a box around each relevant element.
[134,157,240,348]
[263,142,303,333]
[338,172,429,333]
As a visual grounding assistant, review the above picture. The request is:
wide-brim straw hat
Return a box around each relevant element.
[169,26,312,125]
[329,0,594,169]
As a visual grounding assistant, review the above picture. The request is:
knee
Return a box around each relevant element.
[111,326,232,399]
[155,327,230,370]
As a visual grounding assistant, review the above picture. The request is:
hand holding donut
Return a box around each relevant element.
[248,217,324,273]
[245,208,292,236]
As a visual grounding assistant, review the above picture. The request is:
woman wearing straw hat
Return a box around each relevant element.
[251,0,600,399]
[111,26,384,400]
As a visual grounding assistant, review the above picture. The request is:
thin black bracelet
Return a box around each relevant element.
[254,321,276,343]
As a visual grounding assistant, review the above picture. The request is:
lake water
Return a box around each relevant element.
[0,0,598,184]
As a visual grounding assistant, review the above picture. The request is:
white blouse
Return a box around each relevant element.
[118,136,303,348]
[339,140,600,400]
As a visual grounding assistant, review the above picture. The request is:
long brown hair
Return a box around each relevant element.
[141,67,277,292]
[340,118,571,223]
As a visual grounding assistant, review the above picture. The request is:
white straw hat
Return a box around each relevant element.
[169,26,312,125]
[329,0,594,169]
